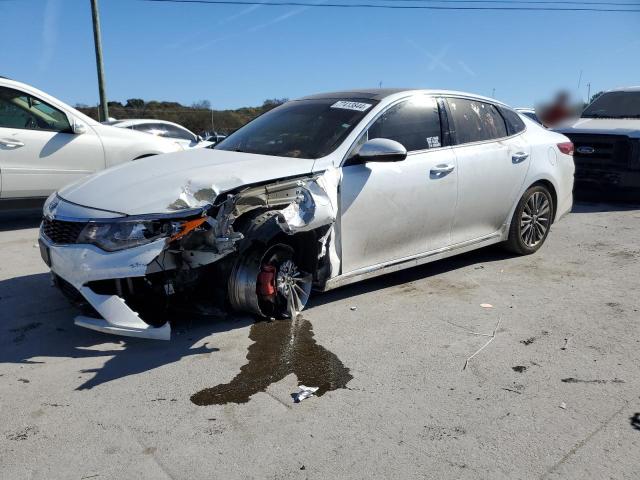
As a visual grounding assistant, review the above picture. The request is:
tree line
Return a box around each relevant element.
[76,98,288,136]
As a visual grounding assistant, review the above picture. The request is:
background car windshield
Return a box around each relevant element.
[582,91,640,118]
[215,98,376,159]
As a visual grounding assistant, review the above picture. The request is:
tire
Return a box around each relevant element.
[504,185,554,255]
[227,241,312,319]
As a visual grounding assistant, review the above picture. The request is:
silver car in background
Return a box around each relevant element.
[38,89,575,339]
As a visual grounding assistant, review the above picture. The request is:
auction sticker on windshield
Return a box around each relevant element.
[331,101,372,112]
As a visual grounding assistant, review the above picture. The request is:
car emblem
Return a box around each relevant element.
[577,146,595,155]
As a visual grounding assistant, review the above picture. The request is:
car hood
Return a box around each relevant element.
[58,149,316,216]
[555,118,640,138]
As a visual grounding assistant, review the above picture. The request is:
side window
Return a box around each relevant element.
[446,98,507,145]
[498,106,526,135]
[164,124,195,141]
[0,87,70,132]
[367,96,442,152]
[138,123,169,137]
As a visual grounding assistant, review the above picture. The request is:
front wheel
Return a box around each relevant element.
[504,185,554,255]
[227,243,313,318]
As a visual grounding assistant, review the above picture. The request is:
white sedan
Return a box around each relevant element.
[105,119,213,149]
[0,77,182,209]
[39,89,575,340]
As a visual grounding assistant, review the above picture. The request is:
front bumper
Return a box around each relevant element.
[41,235,172,340]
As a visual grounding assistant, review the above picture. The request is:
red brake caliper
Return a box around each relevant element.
[257,264,277,300]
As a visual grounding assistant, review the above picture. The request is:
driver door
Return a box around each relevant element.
[339,95,458,274]
[0,86,104,199]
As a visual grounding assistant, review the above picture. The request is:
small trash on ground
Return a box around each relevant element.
[559,402,567,409]
[350,306,357,311]
[480,303,493,308]
[292,385,319,403]
[561,338,569,350]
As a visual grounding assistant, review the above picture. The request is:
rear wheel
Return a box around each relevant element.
[227,242,312,318]
[504,185,554,255]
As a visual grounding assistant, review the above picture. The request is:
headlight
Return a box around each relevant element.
[78,220,173,252]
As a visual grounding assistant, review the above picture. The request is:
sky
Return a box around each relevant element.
[1,0,639,110]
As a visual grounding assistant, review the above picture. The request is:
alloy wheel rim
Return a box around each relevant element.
[520,191,550,248]
[275,258,312,318]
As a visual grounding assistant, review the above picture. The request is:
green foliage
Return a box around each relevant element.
[78,98,288,135]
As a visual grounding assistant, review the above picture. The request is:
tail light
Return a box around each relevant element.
[557,142,574,156]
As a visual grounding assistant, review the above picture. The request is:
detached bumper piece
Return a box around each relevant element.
[75,286,170,341]
[52,275,171,340]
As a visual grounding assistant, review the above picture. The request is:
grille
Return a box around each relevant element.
[41,218,86,244]
[567,134,634,169]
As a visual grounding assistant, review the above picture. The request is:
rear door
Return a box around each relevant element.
[445,97,530,244]
[0,86,104,199]
[339,95,458,273]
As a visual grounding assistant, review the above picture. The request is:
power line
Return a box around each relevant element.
[142,0,640,11]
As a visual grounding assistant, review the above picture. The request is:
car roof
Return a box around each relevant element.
[297,88,509,107]
[112,119,190,130]
[603,86,640,93]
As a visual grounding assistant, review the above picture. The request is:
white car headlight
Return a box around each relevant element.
[77,220,173,252]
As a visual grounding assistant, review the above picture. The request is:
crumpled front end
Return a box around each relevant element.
[40,168,341,340]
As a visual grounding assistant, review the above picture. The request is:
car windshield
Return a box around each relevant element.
[582,91,640,119]
[215,98,377,159]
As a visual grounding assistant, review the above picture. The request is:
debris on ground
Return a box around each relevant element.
[350,306,357,311]
[559,402,567,409]
[292,385,319,403]
[561,338,569,350]
[561,377,625,384]
[512,366,527,373]
[631,413,640,431]
[480,303,493,308]
[462,320,501,371]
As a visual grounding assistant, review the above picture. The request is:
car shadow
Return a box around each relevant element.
[0,272,254,391]
[308,244,514,309]
[0,211,42,232]
[571,200,640,214]
[573,188,640,210]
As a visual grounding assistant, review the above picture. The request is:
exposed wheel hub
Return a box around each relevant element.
[276,259,299,297]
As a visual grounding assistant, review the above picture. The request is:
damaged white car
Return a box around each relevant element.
[38,89,575,340]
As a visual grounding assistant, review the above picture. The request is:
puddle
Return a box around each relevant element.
[191,316,352,405]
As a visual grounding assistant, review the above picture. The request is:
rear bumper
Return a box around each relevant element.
[41,236,172,340]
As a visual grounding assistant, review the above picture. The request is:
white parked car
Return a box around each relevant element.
[105,119,213,149]
[39,89,575,340]
[0,78,183,209]
[515,108,542,125]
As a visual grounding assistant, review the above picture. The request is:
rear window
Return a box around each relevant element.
[499,107,527,135]
[446,98,508,144]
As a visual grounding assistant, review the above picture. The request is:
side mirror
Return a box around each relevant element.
[352,138,407,164]
[71,119,87,134]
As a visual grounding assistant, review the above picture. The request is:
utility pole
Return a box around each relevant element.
[90,0,108,121]
[587,82,592,103]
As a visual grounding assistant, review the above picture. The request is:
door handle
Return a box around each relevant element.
[430,164,455,176]
[512,152,529,163]
[0,138,25,148]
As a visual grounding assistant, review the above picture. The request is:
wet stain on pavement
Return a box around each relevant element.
[191,317,352,405]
